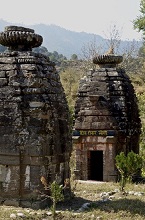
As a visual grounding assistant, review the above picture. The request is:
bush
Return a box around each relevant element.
[115,151,143,191]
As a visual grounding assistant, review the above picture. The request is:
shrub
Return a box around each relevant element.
[115,151,143,191]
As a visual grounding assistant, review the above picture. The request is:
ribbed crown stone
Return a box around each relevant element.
[93,47,123,68]
[0,26,43,51]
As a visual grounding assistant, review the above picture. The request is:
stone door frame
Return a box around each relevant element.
[74,134,118,182]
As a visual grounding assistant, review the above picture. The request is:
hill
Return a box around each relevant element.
[0,19,142,58]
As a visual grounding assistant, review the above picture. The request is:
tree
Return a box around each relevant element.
[33,47,67,65]
[115,151,142,191]
[71,54,78,60]
[138,42,145,58]
[119,40,143,74]
[133,0,145,37]
[80,24,123,71]
[81,36,104,70]
[133,1,145,157]
[50,181,64,220]
[60,67,84,109]
[103,24,122,54]
[33,46,49,55]
[40,176,64,220]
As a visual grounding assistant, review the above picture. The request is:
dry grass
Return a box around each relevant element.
[1,181,145,219]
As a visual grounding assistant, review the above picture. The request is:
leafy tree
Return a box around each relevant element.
[50,181,64,220]
[33,46,67,64]
[33,46,49,55]
[40,176,64,220]
[71,54,78,60]
[133,1,145,158]
[138,42,145,58]
[133,0,145,37]
[115,151,143,191]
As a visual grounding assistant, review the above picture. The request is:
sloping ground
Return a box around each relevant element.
[1,181,145,219]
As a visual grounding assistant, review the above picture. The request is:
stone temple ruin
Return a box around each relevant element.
[73,49,141,182]
[0,26,71,208]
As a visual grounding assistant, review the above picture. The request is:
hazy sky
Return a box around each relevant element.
[0,0,142,40]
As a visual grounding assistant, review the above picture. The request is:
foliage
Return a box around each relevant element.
[50,181,64,220]
[50,181,64,202]
[33,46,67,65]
[71,54,78,60]
[48,51,67,64]
[115,151,143,191]
[33,46,50,55]
[133,0,145,37]
[136,92,145,146]
[60,67,84,109]
[40,176,64,220]
[120,41,143,74]
[138,41,145,58]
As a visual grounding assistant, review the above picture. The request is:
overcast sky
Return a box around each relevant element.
[0,0,142,40]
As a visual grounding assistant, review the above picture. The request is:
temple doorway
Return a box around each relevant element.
[88,150,103,181]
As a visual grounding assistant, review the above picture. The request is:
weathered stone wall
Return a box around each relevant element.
[0,26,72,208]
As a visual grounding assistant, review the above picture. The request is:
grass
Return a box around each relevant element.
[1,181,145,219]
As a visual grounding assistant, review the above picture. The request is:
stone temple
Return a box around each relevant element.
[73,49,141,182]
[0,26,71,208]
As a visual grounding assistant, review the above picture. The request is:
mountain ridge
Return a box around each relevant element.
[0,19,142,58]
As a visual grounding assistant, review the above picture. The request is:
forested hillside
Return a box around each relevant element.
[0,19,142,58]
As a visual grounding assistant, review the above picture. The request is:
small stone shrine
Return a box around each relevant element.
[0,26,71,208]
[73,48,141,182]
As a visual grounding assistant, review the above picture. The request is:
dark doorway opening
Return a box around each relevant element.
[88,150,103,181]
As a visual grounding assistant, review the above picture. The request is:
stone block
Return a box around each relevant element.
[4,199,19,207]
[0,71,5,78]
[108,71,119,76]
[0,78,7,86]
[92,71,107,76]
[20,64,38,71]
[6,70,17,77]
[0,57,16,64]
[0,155,19,165]
[29,101,44,108]
[0,64,17,70]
